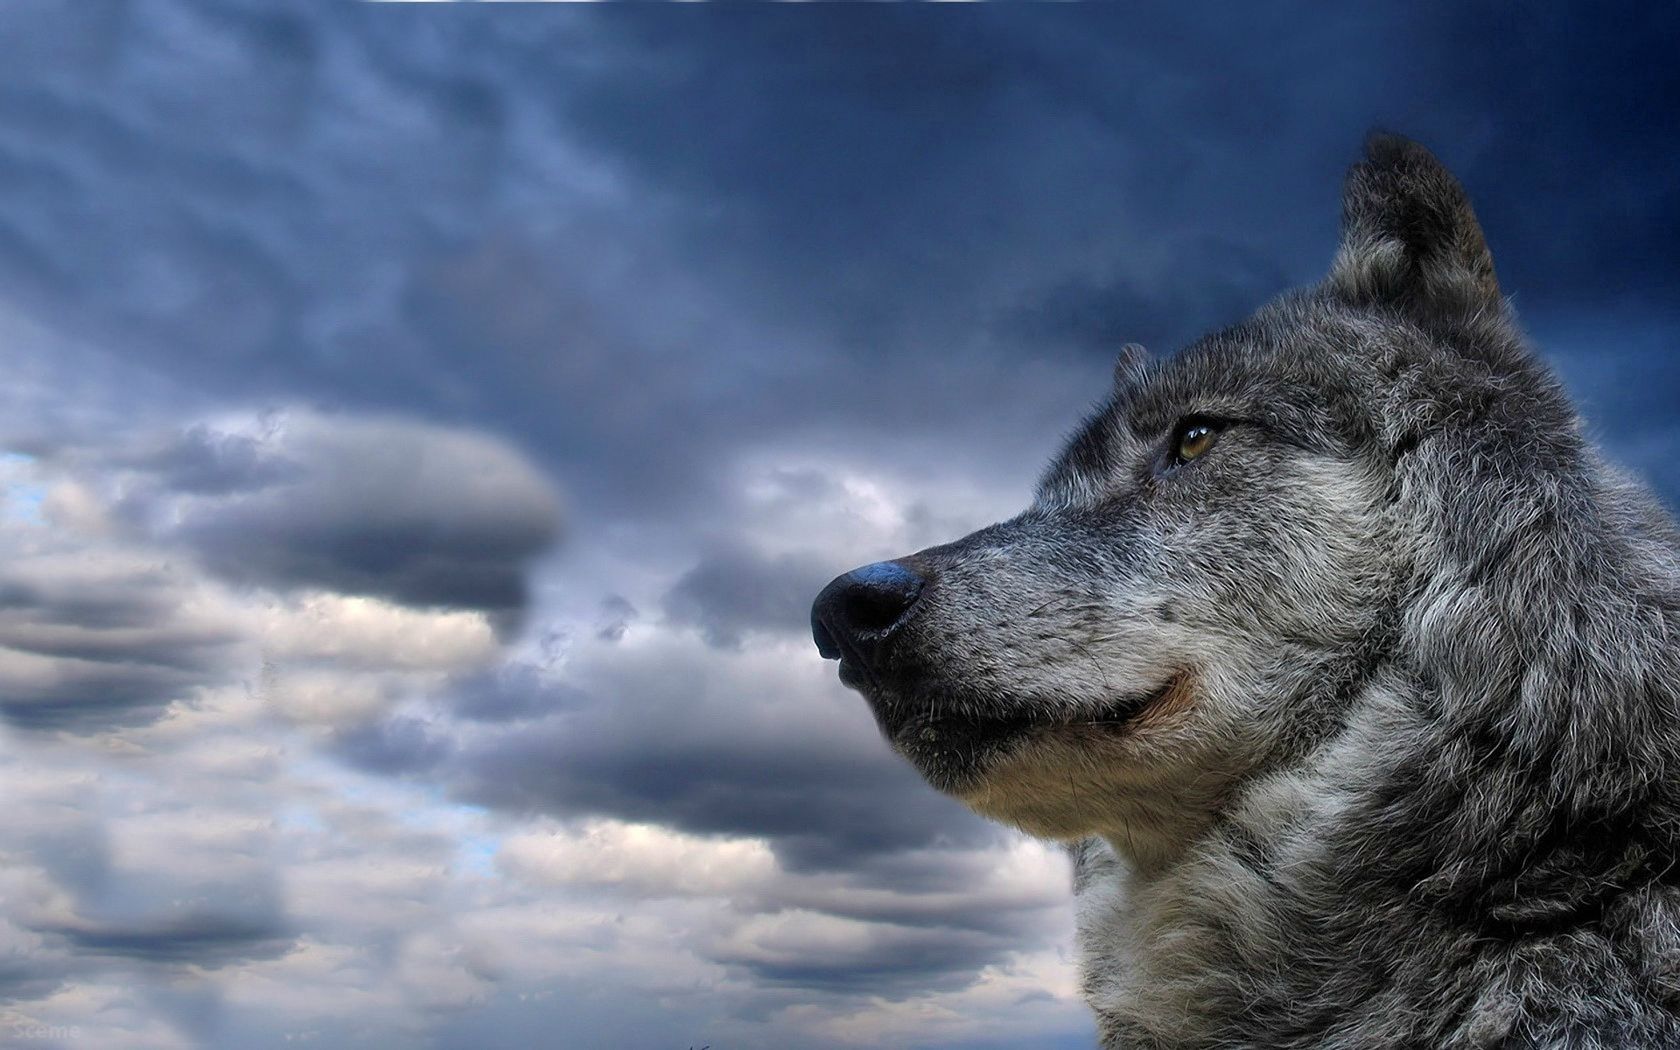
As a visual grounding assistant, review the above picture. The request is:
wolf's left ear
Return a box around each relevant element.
[1328,134,1501,318]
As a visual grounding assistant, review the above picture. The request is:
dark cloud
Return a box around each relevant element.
[107,413,564,620]
[564,7,1680,314]
[0,576,178,633]
[0,956,67,1003]
[446,661,589,724]
[454,713,994,874]
[0,666,206,732]
[451,652,1058,1002]
[717,925,1018,996]
[52,913,294,968]
[188,521,539,620]
[331,715,454,777]
[118,423,302,496]
[5,1,1672,527]
[594,595,637,643]
[444,637,1001,872]
[0,548,240,731]
[1005,237,1296,359]
[663,546,833,650]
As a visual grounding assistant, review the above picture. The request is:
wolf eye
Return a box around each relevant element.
[1169,419,1221,466]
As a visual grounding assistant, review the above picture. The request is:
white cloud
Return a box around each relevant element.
[252,592,498,672]
[499,820,778,898]
[2,982,194,1050]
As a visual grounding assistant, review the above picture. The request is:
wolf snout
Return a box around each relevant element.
[810,561,925,668]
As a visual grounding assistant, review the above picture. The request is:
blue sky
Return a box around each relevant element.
[0,3,1675,1048]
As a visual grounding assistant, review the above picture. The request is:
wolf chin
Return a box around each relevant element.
[811,135,1680,1048]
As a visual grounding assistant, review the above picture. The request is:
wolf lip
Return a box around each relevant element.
[896,696,1143,750]
[835,657,874,691]
[895,710,1039,755]
[880,678,1181,789]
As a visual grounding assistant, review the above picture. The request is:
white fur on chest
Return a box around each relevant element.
[1073,690,1415,1047]
[1075,767,1351,1047]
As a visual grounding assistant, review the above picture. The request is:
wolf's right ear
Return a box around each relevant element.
[1328,134,1502,319]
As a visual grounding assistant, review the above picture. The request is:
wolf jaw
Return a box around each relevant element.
[812,134,1680,1047]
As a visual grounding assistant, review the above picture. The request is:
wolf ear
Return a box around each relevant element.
[1112,342,1151,391]
[1328,134,1501,319]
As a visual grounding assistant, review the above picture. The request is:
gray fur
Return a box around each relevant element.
[813,134,1680,1047]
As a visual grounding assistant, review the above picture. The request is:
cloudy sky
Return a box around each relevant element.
[0,3,1674,1048]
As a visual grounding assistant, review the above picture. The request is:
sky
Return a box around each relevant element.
[0,3,1675,1048]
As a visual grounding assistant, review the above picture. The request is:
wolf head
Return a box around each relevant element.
[812,136,1602,866]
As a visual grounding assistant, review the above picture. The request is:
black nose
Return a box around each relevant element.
[811,561,925,666]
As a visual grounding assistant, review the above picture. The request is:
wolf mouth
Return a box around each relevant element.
[855,674,1187,791]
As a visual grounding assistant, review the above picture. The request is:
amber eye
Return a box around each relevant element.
[1171,419,1221,465]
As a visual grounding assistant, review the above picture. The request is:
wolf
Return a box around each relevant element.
[811,135,1680,1048]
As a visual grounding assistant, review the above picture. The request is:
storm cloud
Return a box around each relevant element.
[663,544,834,649]
[113,412,563,620]
[0,528,241,730]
